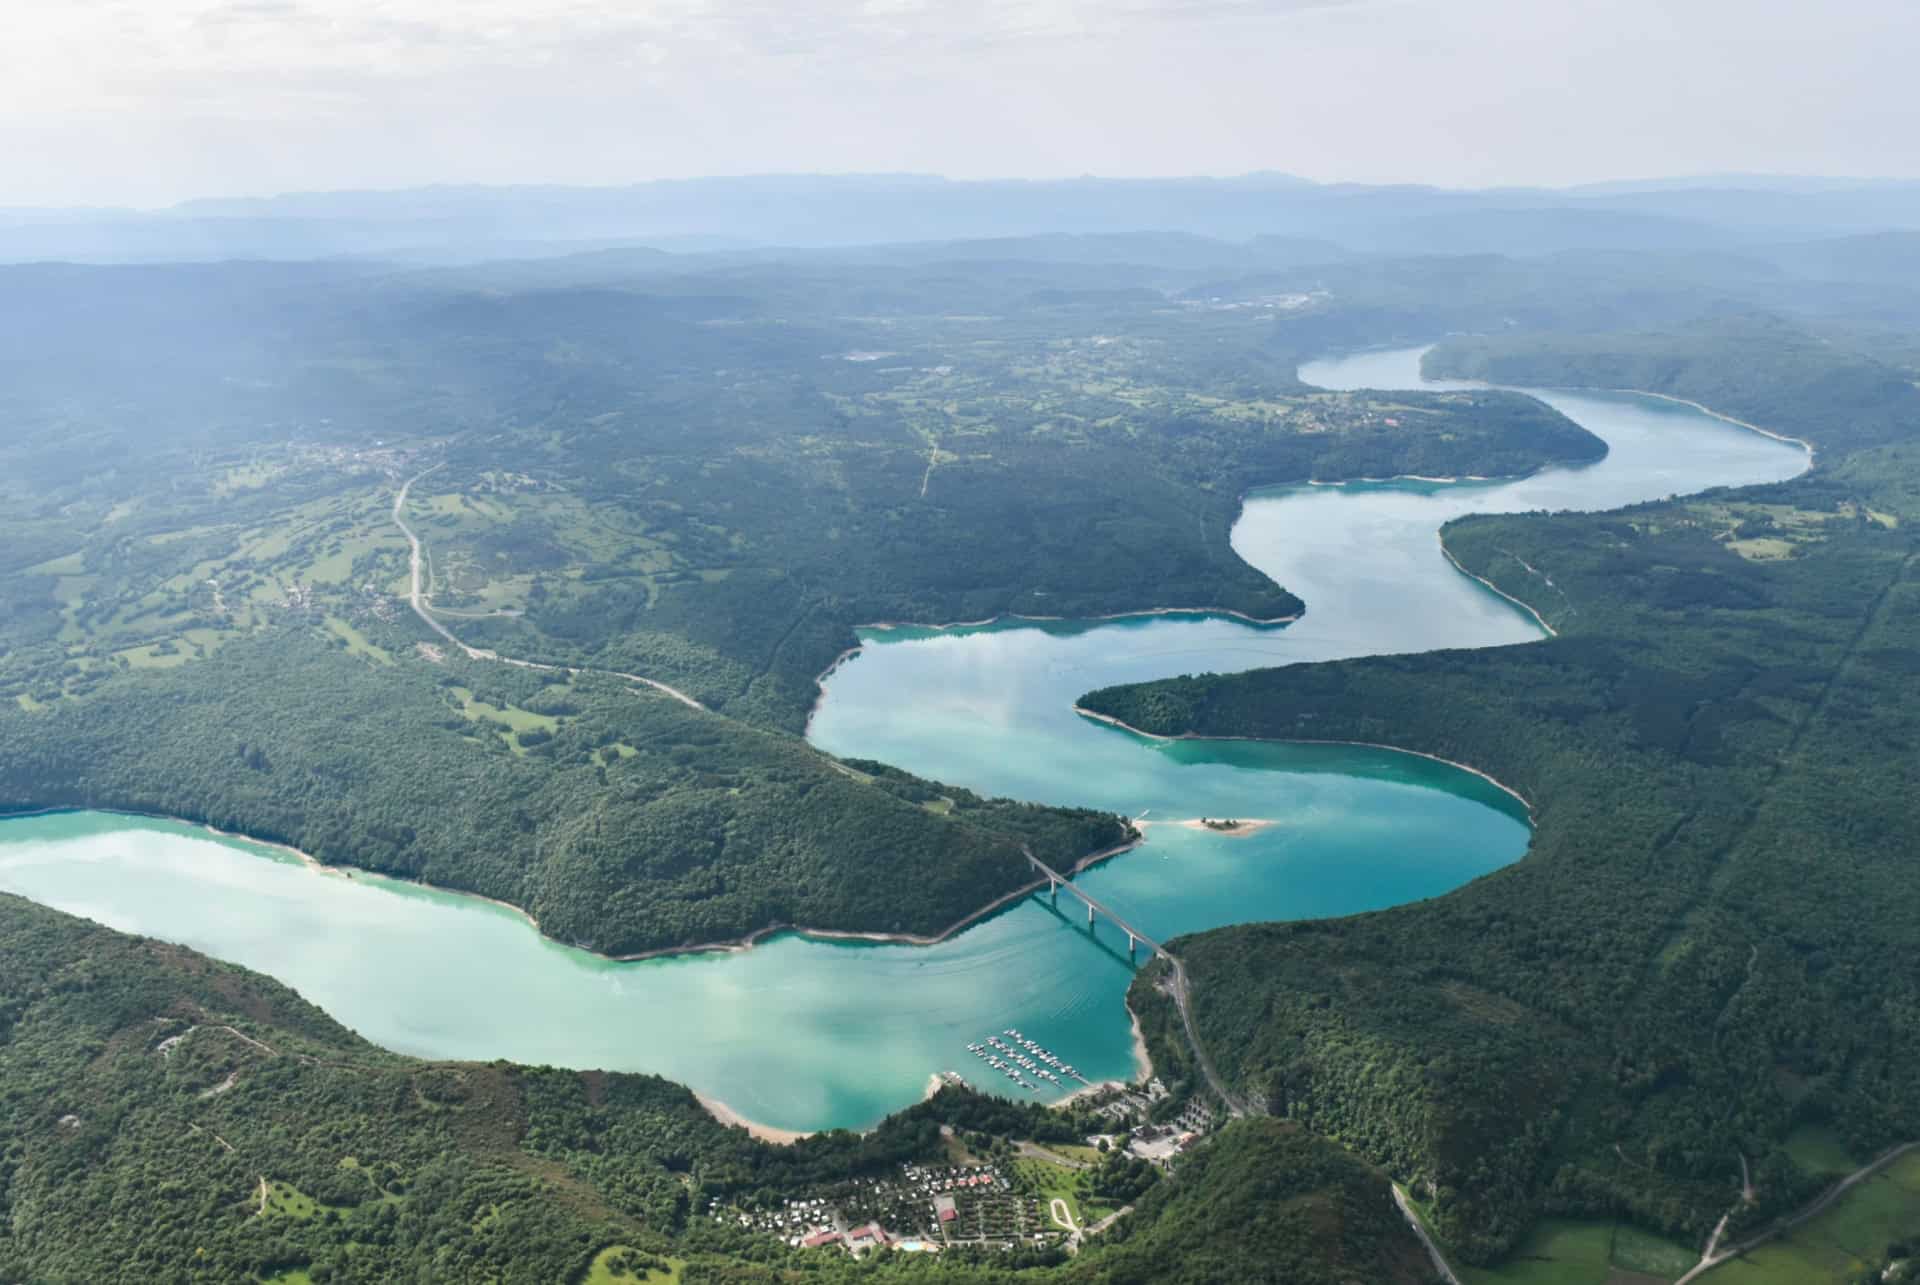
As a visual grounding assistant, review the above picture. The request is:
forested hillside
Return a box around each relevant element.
[1427,315,1920,457]
[0,630,1125,956]
[0,251,1601,955]
[0,893,1437,1284]
[1085,321,1920,1264]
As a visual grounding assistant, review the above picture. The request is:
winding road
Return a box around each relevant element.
[393,466,707,711]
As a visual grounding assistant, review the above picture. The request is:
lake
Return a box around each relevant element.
[0,347,1807,1133]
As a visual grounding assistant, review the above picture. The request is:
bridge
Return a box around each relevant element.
[1024,850,1167,962]
[1022,847,1248,1119]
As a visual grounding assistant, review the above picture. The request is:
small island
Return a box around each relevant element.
[1186,817,1273,837]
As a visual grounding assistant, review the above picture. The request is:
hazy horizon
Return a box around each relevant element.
[14,168,1920,219]
[11,0,1918,208]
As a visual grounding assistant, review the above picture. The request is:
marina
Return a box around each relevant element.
[964,1028,1086,1094]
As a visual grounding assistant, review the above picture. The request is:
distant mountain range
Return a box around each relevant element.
[8,173,1920,265]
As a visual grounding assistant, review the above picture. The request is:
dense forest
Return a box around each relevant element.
[0,892,1438,1284]
[1085,319,1920,1264]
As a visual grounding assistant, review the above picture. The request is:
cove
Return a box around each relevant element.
[0,347,1809,1136]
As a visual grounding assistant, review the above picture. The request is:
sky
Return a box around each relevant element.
[8,0,1920,207]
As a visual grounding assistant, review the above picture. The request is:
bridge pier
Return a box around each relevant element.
[1027,848,1166,966]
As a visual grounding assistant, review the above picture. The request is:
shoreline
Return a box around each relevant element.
[1129,998,1151,1081]
[1398,351,1818,462]
[0,803,1144,964]
[699,993,1160,1142]
[1070,707,1535,816]
[804,605,1301,735]
[1437,539,1560,638]
[1051,996,1155,1109]
[858,604,1302,633]
[1138,817,1276,838]
[1614,389,1817,460]
[1306,472,1497,486]
[694,1093,812,1146]
[799,449,1581,736]
[2,804,1159,1141]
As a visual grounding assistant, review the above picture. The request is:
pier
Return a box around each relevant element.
[1025,850,1167,961]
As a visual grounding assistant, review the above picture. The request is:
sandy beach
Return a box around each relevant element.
[1074,705,1534,815]
[695,1093,812,1145]
[1165,817,1275,838]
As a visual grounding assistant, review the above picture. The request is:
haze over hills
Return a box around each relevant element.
[11,171,1920,265]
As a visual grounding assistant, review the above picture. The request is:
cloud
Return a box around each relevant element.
[3,0,1917,205]
[193,0,302,25]
[28,0,1368,87]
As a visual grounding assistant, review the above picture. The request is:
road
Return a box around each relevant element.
[1392,1184,1463,1285]
[1049,1198,1080,1245]
[394,466,477,657]
[1675,1139,1920,1284]
[393,466,706,711]
[1164,955,1250,1118]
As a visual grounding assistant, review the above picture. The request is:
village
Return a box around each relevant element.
[709,1067,1220,1260]
[720,1158,1038,1257]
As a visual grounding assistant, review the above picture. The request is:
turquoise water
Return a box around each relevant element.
[0,347,1808,1133]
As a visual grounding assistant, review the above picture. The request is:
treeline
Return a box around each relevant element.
[1082,331,1920,1263]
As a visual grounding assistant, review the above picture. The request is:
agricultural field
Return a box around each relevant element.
[1455,1217,1695,1285]
[1659,497,1900,564]
[1784,1126,1860,1177]
[1710,1152,1920,1285]
[0,440,422,709]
